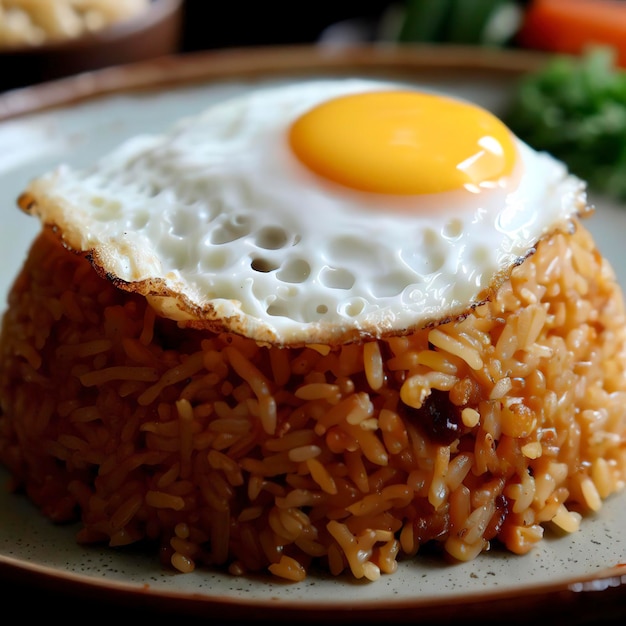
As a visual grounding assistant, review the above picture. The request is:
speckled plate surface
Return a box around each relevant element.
[0,46,625,624]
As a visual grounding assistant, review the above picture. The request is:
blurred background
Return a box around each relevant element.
[144,0,626,64]
[2,0,626,92]
[180,0,626,63]
[180,0,399,51]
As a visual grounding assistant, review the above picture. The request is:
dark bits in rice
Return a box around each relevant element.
[1,221,626,582]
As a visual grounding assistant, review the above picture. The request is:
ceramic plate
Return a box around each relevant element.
[0,46,625,624]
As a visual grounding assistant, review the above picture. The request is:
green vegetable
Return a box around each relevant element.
[504,47,626,201]
[397,0,519,45]
[444,0,512,44]
[397,0,455,43]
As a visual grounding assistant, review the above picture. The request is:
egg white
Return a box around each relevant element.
[20,78,587,345]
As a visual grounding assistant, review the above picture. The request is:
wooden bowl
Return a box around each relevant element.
[0,0,183,92]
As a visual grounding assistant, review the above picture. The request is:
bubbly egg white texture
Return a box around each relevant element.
[21,79,587,346]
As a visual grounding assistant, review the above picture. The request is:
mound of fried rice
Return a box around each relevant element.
[1,219,626,582]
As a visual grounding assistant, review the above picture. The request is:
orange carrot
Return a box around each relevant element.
[517,0,626,66]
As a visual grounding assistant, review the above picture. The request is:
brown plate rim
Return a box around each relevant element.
[0,43,550,121]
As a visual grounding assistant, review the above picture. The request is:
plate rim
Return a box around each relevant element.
[0,43,550,122]
[1,545,625,622]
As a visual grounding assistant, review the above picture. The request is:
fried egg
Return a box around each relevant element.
[18,78,588,346]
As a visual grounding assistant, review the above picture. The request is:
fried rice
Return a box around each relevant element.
[1,216,625,582]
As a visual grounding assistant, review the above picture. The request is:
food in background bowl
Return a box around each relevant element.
[1,79,625,582]
[0,0,151,47]
[0,0,182,91]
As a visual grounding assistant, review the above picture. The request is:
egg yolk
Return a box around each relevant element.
[289,90,517,196]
